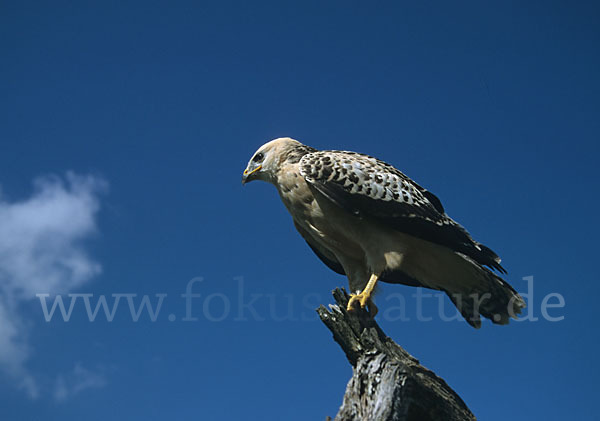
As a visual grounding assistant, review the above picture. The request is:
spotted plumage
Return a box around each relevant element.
[242,137,525,328]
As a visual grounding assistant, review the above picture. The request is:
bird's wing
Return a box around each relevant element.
[292,221,346,275]
[299,150,505,273]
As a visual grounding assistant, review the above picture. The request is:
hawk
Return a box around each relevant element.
[242,138,525,328]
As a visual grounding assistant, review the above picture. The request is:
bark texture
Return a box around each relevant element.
[317,288,476,421]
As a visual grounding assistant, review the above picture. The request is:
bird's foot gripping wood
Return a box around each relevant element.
[347,294,378,317]
[346,274,379,317]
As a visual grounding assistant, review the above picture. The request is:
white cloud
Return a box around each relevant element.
[0,173,106,398]
[54,363,107,402]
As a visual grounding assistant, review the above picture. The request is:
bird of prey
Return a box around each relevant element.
[242,138,525,328]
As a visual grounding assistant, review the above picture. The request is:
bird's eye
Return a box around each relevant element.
[253,152,264,162]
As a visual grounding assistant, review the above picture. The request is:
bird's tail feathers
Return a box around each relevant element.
[445,267,525,329]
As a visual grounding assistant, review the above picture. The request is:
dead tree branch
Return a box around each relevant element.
[317,288,476,421]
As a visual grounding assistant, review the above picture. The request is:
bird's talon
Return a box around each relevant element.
[346,293,377,317]
[346,293,367,312]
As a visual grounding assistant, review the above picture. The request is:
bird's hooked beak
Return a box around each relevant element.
[242,163,262,185]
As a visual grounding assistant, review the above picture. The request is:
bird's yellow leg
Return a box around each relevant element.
[347,274,379,315]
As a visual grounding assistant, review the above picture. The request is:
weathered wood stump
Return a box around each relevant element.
[317,288,476,421]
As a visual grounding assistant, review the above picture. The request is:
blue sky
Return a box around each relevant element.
[1,1,599,419]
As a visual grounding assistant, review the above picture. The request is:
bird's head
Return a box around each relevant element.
[242,137,303,185]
